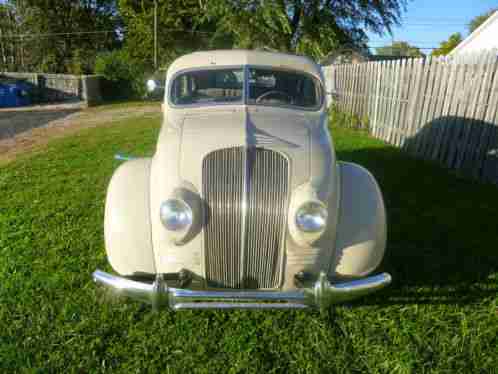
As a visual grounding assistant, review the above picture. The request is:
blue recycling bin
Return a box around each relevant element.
[0,82,32,108]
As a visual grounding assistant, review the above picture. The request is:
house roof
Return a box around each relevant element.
[449,10,498,56]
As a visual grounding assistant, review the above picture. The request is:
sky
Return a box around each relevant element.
[367,0,498,54]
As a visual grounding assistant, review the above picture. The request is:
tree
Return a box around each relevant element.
[375,41,425,57]
[0,1,121,73]
[0,3,17,70]
[468,8,497,34]
[118,0,230,71]
[431,33,462,56]
[202,0,406,60]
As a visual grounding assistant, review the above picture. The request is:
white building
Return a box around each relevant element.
[450,10,498,57]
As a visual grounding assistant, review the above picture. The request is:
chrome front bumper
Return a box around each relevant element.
[92,270,391,310]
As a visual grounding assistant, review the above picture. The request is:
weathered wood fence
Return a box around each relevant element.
[323,51,498,184]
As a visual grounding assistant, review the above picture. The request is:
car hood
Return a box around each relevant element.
[179,107,313,190]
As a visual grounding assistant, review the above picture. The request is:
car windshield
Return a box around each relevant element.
[247,68,321,109]
[170,67,321,109]
[170,69,244,105]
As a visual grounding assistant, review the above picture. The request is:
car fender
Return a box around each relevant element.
[104,158,156,276]
[332,162,387,278]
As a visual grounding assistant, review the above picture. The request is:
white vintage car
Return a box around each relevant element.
[93,50,391,310]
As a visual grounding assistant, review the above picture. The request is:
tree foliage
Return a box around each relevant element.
[203,0,406,60]
[118,0,230,69]
[431,33,462,57]
[1,0,408,98]
[94,49,148,98]
[0,0,121,73]
[0,3,18,70]
[375,41,425,57]
[468,8,497,34]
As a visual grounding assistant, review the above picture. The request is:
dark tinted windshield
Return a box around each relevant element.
[170,69,243,105]
[248,68,321,109]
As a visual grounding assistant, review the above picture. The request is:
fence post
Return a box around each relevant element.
[372,62,381,136]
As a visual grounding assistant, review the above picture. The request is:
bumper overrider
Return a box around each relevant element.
[92,270,392,310]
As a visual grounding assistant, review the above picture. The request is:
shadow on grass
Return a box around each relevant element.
[401,116,498,183]
[335,124,498,306]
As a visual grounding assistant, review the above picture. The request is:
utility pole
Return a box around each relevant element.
[154,0,158,69]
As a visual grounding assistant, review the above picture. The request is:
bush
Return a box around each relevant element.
[328,103,369,131]
[95,50,149,100]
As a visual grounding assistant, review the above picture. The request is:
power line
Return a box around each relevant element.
[400,17,476,24]
[400,24,469,27]
[0,28,219,40]
[0,30,116,39]
[0,28,440,49]
[0,21,470,41]
[405,18,470,21]
[402,22,470,25]
[369,46,438,50]
[370,41,442,45]
[0,22,469,41]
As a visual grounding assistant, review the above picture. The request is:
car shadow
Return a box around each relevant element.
[334,117,498,305]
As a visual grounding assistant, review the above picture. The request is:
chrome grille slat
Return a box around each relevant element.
[202,147,289,289]
[203,148,244,288]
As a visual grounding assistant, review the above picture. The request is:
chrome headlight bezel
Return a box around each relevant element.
[295,201,328,233]
[159,198,193,232]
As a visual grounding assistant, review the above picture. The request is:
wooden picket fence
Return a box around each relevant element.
[323,50,498,184]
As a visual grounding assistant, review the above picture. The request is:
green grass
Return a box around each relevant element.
[1,113,497,373]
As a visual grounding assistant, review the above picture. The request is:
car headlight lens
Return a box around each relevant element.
[295,201,328,233]
[159,199,193,231]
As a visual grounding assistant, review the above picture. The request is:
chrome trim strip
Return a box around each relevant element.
[171,288,305,300]
[93,270,392,310]
[171,302,308,310]
[240,142,249,287]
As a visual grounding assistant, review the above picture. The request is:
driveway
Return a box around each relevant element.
[0,102,161,163]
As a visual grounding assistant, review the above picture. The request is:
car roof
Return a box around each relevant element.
[166,50,323,81]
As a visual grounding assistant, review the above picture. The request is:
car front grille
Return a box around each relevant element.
[202,147,289,289]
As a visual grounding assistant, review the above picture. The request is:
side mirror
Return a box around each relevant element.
[326,90,339,99]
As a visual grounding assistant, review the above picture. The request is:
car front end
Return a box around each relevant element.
[93,50,391,310]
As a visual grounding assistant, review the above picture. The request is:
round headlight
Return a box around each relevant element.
[159,199,193,231]
[295,201,328,233]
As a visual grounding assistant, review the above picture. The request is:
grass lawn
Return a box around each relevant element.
[1,112,497,373]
